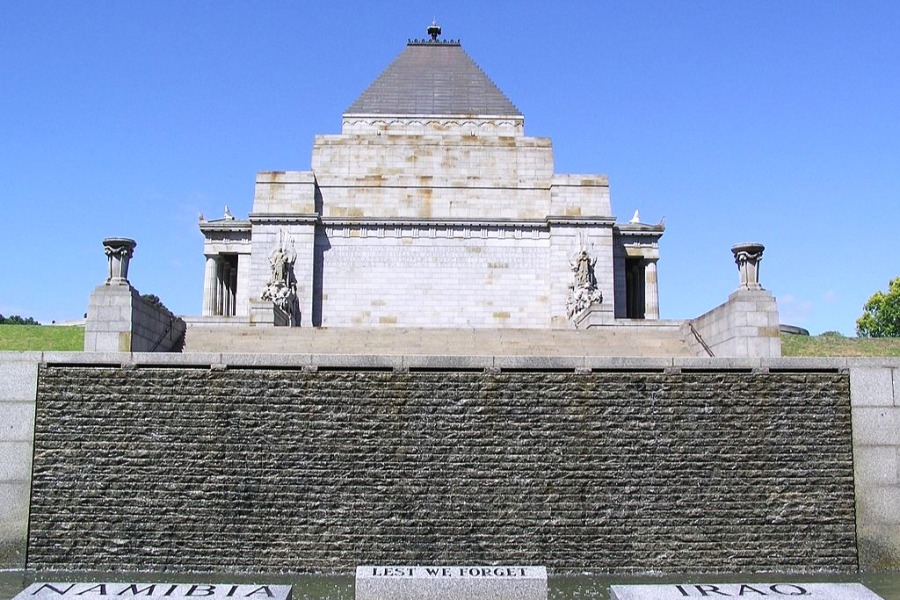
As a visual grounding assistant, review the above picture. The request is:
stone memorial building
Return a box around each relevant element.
[198,26,664,330]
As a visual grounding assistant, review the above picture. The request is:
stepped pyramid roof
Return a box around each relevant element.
[345,34,521,117]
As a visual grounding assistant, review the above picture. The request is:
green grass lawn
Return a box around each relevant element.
[780,332,900,357]
[0,325,84,351]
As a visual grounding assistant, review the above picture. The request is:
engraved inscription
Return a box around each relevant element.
[325,246,544,269]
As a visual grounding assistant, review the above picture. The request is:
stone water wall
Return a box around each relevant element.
[28,365,856,574]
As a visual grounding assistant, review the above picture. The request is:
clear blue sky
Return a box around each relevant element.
[2,2,898,335]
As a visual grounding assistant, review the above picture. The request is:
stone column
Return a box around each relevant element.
[202,255,218,316]
[644,258,659,319]
[223,261,232,316]
[103,238,136,285]
[731,243,765,290]
[216,260,225,316]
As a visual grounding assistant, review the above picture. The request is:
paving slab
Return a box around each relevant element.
[610,583,884,600]
[12,582,291,600]
[356,566,546,600]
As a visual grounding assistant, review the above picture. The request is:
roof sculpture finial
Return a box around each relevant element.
[427,20,441,41]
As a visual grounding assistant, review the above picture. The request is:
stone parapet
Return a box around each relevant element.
[687,289,781,358]
[84,285,185,353]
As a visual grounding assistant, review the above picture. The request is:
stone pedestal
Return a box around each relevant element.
[688,288,781,358]
[86,238,185,352]
[249,300,289,327]
[84,285,137,352]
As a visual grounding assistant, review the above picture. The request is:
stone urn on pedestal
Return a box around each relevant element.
[103,237,136,285]
[731,242,765,291]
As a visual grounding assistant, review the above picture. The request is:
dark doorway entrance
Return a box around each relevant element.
[625,257,645,319]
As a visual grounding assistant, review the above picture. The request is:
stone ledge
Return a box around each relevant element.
[9,352,900,371]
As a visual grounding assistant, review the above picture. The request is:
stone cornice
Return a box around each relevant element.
[342,113,524,122]
[198,220,251,233]
[248,213,319,225]
[546,216,616,226]
[320,217,549,228]
[615,222,666,235]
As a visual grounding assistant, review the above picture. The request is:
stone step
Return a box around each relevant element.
[182,323,698,357]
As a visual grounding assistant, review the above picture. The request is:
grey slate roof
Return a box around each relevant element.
[346,41,522,117]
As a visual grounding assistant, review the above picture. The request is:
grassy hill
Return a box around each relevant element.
[0,325,84,351]
[780,332,900,357]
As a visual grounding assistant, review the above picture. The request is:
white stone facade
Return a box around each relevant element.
[198,38,663,329]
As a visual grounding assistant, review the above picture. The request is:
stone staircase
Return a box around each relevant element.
[182,321,698,357]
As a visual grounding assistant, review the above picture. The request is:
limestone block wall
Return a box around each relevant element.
[312,135,555,189]
[688,289,782,357]
[29,363,856,574]
[317,187,553,221]
[549,175,611,218]
[309,135,567,222]
[251,171,317,214]
[247,135,617,328]
[0,355,37,569]
[131,294,185,352]
[315,226,553,328]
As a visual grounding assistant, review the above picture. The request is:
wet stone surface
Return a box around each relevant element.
[29,367,855,573]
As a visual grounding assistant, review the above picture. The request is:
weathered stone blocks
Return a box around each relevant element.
[29,367,856,574]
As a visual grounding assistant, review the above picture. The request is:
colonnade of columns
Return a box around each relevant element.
[202,255,238,317]
[625,256,660,320]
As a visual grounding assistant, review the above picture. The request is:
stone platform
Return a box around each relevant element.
[182,321,696,356]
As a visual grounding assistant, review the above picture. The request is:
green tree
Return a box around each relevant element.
[0,314,39,325]
[857,277,900,337]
